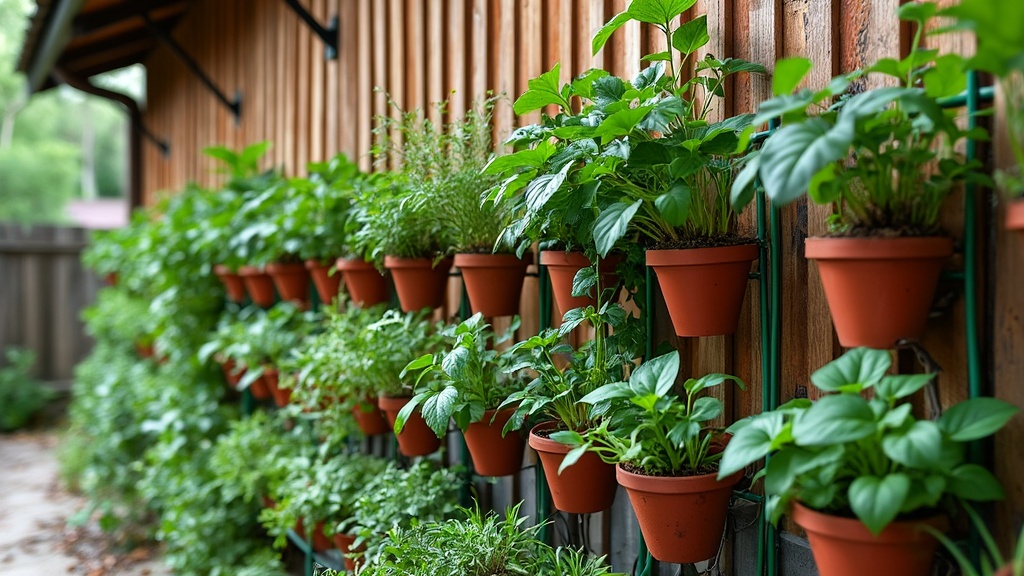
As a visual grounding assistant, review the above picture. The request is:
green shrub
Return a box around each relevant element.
[0,348,53,431]
[0,142,78,224]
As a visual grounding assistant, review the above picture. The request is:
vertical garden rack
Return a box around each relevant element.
[242,74,995,576]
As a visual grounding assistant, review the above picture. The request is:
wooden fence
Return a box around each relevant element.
[0,224,101,387]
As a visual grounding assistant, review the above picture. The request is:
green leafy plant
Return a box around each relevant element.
[946,0,1024,196]
[354,502,624,576]
[718,347,1019,535]
[731,3,988,236]
[396,313,528,435]
[552,350,743,476]
[926,501,1024,576]
[343,460,463,566]
[499,270,643,435]
[0,348,54,431]
[296,153,366,262]
[485,0,764,257]
[82,288,158,351]
[354,308,444,398]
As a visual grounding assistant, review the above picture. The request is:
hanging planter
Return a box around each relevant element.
[213,265,247,303]
[335,257,390,307]
[351,396,390,436]
[103,272,119,287]
[805,237,952,349]
[332,532,365,573]
[616,464,742,564]
[295,519,334,553]
[262,367,291,408]
[305,259,342,305]
[265,262,311,308]
[378,395,441,457]
[528,422,617,514]
[1007,200,1024,236]
[539,251,621,316]
[791,502,945,576]
[646,244,758,337]
[454,253,531,317]
[384,256,453,312]
[219,358,242,389]
[238,266,276,307]
[463,408,524,477]
[248,371,272,400]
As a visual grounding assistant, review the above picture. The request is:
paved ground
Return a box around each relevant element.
[0,431,170,576]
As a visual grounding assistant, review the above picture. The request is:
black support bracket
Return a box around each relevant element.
[282,0,340,60]
[141,12,242,124]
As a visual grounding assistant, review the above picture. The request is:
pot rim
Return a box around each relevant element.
[615,463,743,494]
[237,265,267,276]
[804,236,954,260]
[376,394,413,411]
[528,421,577,454]
[213,264,238,275]
[1006,199,1024,229]
[791,501,947,543]
[335,257,379,271]
[539,250,623,268]
[265,261,307,273]
[645,243,759,266]
[454,252,533,267]
[304,258,336,269]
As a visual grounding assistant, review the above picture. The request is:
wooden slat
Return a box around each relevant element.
[446,0,467,120]
[355,0,371,168]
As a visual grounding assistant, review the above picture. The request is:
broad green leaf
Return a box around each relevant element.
[630,351,679,398]
[421,386,458,436]
[938,397,1019,441]
[592,10,634,55]
[593,200,642,257]
[690,397,722,422]
[763,445,843,497]
[593,75,628,108]
[948,464,1006,502]
[513,63,568,114]
[849,473,911,535]
[570,266,598,299]
[810,347,891,392]
[669,153,705,180]
[792,394,875,446]
[752,91,816,126]
[924,54,968,98]
[580,382,633,404]
[641,51,672,62]
[719,413,782,477]
[900,475,946,513]
[402,353,435,375]
[654,182,692,227]
[483,142,555,175]
[881,420,943,468]
[627,0,698,25]
[729,152,759,212]
[878,403,913,429]
[758,117,851,206]
[772,57,813,96]
[898,1,938,24]
[595,106,655,144]
[671,15,710,56]
[875,373,934,402]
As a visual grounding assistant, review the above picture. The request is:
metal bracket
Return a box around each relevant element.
[282,0,340,60]
[141,12,242,124]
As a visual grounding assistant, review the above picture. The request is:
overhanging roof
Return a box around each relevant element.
[17,0,192,92]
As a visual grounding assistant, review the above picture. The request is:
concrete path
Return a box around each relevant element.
[0,432,170,576]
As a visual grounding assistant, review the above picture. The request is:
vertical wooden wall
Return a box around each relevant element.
[140,0,1023,551]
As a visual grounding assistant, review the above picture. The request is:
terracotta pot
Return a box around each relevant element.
[213,265,246,302]
[528,422,617,514]
[265,262,311,308]
[135,341,155,359]
[248,372,272,400]
[238,266,276,307]
[304,259,342,305]
[384,256,454,312]
[791,502,946,576]
[260,495,276,509]
[616,464,742,564]
[454,253,531,317]
[463,408,524,477]
[805,237,953,349]
[103,272,119,287]
[646,244,758,337]
[263,367,291,407]
[295,519,334,553]
[332,532,365,572]
[336,257,390,307]
[378,395,442,457]
[220,358,243,388]
[539,251,621,316]
[994,567,1015,576]
[1008,199,1024,234]
[352,397,391,436]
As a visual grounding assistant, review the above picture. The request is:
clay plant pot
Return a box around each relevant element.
[335,257,390,307]
[220,358,243,388]
[332,532,365,572]
[213,265,246,302]
[265,262,311,308]
[378,395,442,457]
[135,341,155,359]
[304,259,342,305]
[454,253,531,317]
[248,371,272,400]
[805,237,953,349]
[791,501,946,576]
[539,251,622,316]
[238,266,276,307]
[463,408,524,477]
[260,495,276,509]
[103,272,119,287]
[528,422,617,514]
[351,397,391,436]
[1007,199,1024,236]
[384,256,454,312]
[295,519,334,553]
[615,464,743,564]
[646,244,758,337]
[263,367,291,408]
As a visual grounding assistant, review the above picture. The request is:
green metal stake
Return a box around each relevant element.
[459,283,474,508]
[536,263,553,545]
